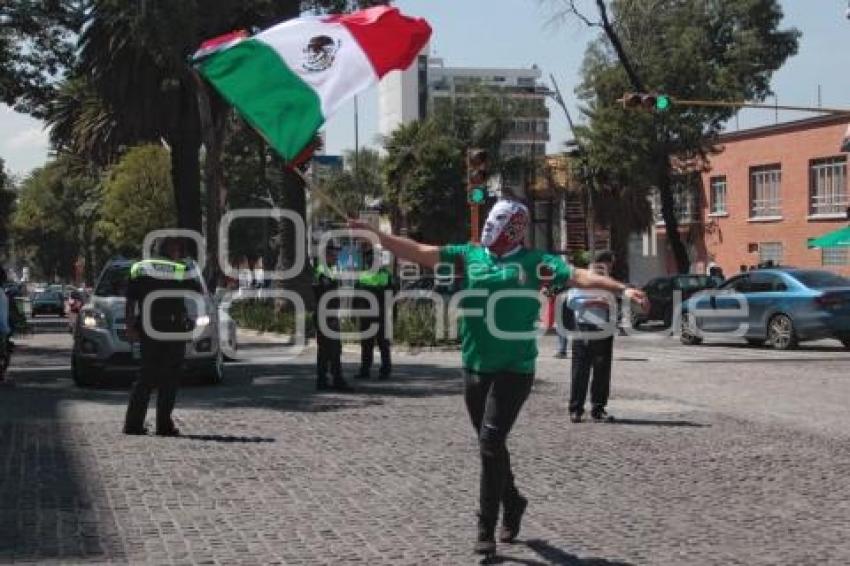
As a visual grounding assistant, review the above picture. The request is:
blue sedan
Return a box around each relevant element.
[681,268,850,350]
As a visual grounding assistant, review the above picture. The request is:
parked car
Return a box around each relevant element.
[632,274,718,328]
[71,258,235,387]
[31,290,66,317]
[680,268,850,350]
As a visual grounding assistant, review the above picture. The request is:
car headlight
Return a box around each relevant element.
[195,315,211,327]
[81,309,107,329]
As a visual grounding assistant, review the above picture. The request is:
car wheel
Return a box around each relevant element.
[629,311,643,329]
[680,312,703,345]
[745,338,766,347]
[204,350,224,385]
[767,314,797,350]
[71,356,97,387]
[839,336,850,350]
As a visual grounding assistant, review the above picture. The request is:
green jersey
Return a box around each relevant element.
[439,244,573,374]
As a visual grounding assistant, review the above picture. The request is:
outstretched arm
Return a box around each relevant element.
[347,219,441,269]
[570,268,650,311]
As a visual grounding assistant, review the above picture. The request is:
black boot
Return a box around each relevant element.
[474,514,497,555]
[499,495,528,543]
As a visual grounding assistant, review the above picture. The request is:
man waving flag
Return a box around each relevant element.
[193,6,431,164]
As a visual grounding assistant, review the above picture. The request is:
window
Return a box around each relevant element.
[758,242,784,265]
[822,247,850,266]
[749,165,782,218]
[793,270,850,288]
[652,176,699,223]
[748,273,786,293]
[809,157,848,215]
[709,176,727,215]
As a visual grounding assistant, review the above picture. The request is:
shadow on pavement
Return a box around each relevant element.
[178,433,276,443]
[524,539,635,565]
[0,390,122,562]
[612,418,708,428]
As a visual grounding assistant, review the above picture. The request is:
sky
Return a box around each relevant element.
[2,0,850,178]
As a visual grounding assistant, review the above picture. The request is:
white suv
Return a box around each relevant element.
[71,259,235,387]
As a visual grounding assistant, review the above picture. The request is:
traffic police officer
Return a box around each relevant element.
[123,238,200,436]
[312,243,353,392]
[355,246,394,380]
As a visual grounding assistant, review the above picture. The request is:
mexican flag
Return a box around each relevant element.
[194,7,431,163]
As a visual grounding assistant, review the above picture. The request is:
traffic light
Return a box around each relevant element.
[467,148,488,205]
[620,92,672,112]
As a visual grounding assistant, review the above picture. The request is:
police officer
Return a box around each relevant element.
[355,246,394,380]
[312,244,353,392]
[123,238,201,436]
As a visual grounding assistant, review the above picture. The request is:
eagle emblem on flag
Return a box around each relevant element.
[303,35,341,72]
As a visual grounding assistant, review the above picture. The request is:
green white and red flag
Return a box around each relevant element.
[193,6,431,164]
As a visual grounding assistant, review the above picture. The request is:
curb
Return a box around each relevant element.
[236,328,461,354]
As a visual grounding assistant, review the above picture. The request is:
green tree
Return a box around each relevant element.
[313,148,384,219]
[554,0,799,272]
[12,156,99,281]
[97,144,176,258]
[383,120,466,244]
[0,1,85,117]
[0,159,17,260]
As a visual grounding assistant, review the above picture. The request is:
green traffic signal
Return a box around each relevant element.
[655,95,671,111]
[469,187,486,204]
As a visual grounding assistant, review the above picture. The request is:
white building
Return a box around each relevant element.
[379,50,550,158]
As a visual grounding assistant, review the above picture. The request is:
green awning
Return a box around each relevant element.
[808,225,850,249]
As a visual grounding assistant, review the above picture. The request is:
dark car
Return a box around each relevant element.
[31,290,66,317]
[681,268,850,350]
[632,274,717,328]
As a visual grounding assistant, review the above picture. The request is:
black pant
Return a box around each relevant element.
[464,370,534,529]
[359,316,391,376]
[316,316,342,382]
[569,335,613,414]
[124,338,185,433]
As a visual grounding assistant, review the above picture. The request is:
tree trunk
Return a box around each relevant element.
[169,89,203,233]
[196,76,229,289]
[275,167,313,310]
[656,162,690,274]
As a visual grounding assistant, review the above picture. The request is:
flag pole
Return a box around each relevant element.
[291,166,350,220]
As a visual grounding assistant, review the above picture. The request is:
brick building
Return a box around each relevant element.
[630,115,850,284]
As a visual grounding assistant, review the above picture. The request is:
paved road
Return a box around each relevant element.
[1,330,849,564]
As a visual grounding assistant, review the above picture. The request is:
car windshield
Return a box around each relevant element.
[792,270,850,289]
[94,264,207,298]
[95,266,130,297]
[34,291,60,301]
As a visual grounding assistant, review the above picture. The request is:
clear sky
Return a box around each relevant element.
[2,0,849,178]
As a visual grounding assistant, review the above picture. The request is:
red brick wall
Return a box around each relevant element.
[699,118,850,277]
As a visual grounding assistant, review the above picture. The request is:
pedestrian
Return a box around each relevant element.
[123,238,201,436]
[347,199,647,555]
[355,245,395,380]
[567,251,621,424]
[312,244,353,392]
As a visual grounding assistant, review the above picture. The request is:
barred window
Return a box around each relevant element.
[710,176,727,215]
[750,165,782,218]
[759,242,784,265]
[809,157,848,215]
[822,247,850,266]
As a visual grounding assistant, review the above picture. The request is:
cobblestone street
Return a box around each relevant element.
[2,331,850,564]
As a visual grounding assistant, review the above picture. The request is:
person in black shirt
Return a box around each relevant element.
[123,238,202,436]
